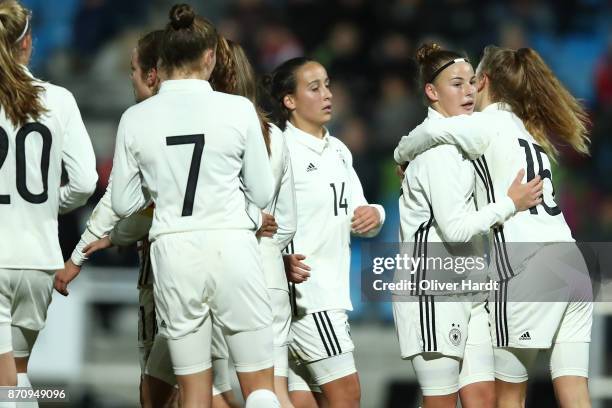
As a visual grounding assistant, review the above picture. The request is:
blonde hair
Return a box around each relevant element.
[0,0,47,127]
[210,36,271,154]
[479,45,590,158]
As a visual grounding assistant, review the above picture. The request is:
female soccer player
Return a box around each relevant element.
[211,37,298,408]
[55,28,189,408]
[392,43,543,408]
[110,4,278,408]
[0,1,97,406]
[395,45,591,408]
[265,57,385,408]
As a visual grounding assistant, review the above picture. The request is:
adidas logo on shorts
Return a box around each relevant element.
[519,331,531,340]
[306,163,318,172]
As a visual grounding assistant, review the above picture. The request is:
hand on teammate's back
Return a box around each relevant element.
[351,206,381,234]
[54,259,81,296]
[83,236,113,257]
[256,212,278,238]
[507,169,544,212]
[283,254,311,284]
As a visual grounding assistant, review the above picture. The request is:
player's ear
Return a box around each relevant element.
[202,48,215,71]
[283,94,296,111]
[424,83,438,103]
[477,73,487,93]
[146,68,159,89]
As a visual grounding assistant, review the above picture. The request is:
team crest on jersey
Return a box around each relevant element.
[449,324,461,346]
[335,148,346,165]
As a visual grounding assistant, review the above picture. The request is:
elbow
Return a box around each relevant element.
[443,228,471,243]
[76,172,98,197]
[394,144,407,165]
[111,198,133,219]
[71,173,98,205]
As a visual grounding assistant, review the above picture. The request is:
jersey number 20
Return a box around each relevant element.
[518,138,560,216]
[0,123,52,204]
[166,134,204,217]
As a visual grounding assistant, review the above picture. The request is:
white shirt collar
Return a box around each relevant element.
[285,121,331,154]
[158,79,213,94]
[427,107,445,119]
[482,102,512,113]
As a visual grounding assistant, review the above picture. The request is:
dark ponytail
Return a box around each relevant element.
[415,43,466,88]
[260,57,313,130]
[160,4,218,75]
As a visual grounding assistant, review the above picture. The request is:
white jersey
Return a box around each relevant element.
[0,70,97,269]
[285,121,385,314]
[397,108,516,294]
[257,124,297,290]
[111,79,274,240]
[395,102,574,280]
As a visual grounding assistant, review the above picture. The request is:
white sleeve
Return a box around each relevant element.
[111,114,147,218]
[109,211,153,246]
[342,145,385,238]
[59,91,98,214]
[70,177,121,266]
[274,142,297,250]
[394,113,492,164]
[241,102,274,209]
[422,147,515,243]
[244,188,263,230]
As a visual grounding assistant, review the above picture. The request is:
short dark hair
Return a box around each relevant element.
[261,57,314,130]
[136,29,163,78]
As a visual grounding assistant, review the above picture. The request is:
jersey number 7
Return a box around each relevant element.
[166,134,204,217]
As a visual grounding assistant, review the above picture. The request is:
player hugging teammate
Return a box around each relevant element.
[0,1,593,407]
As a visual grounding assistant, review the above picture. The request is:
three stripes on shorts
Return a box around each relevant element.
[313,311,343,357]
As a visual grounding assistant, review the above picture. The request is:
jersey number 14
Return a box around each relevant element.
[330,182,348,216]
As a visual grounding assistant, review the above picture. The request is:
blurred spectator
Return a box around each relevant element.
[22,0,80,74]
[72,0,149,70]
[595,35,612,109]
[373,73,423,154]
[257,22,304,71]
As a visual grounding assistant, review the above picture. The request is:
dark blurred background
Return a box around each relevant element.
[20,0,612,406]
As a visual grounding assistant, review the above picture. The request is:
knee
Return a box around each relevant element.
[0,372,17,387]
[478,388,496,408]
[327,383,360,407]
[495,393,525,408]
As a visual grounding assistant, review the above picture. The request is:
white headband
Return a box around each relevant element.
[14,14,30,44]
[428,57,470,83]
